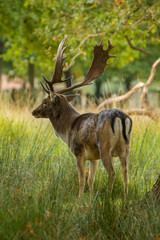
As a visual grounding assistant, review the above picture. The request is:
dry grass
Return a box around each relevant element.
[0,93,160,239]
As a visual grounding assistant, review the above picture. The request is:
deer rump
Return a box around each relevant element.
[69,109,132,161]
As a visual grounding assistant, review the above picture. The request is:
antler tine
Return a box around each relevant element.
[42,74,51,86]
[41,37,68,93]
[106,40,116,58]
[42,74,49,83]
[57,40,115,94]
[50,36,68,83]
[45,82,51,91]
[40,82,50,94]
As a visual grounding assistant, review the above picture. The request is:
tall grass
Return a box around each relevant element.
[0,99,160,239]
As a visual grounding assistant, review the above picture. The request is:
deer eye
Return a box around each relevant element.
[43,102,47,106]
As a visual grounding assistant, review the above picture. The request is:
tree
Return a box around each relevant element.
[0,0,45,87]
[0,37,5,90]
[1,0,160,90]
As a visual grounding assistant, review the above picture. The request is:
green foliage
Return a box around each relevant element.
[0,102,160,239]
[103,44,160,94]
[0,0,160,83]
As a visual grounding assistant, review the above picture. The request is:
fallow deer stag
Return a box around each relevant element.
[32,37,132,200]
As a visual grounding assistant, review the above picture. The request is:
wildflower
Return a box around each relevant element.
[86,169,89,178]
[45,210,52,217]
[26,223,34,234]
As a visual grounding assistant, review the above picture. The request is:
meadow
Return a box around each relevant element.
[0,97,160,240]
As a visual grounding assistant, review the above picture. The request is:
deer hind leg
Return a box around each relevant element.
[87,160,98,194]
[76,157,86,198]
[102,154,115,194]
[98,143,115,194]
[119,148,129,201]
[96,124,116,194]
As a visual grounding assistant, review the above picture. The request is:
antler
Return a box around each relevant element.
[41,38,115,94]
[41,36,72,93]
[57,40,115,94]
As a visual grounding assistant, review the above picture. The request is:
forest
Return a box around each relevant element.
[0,0,160,239]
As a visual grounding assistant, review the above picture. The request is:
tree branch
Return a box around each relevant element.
[64,51,85,71]
[125,109,158,121]
[141,58,160,108]
[77,32,105,49]
[123,5,141,24]
[145,58,160,87]
[97,82,144,110]
[98,57,160,112]
[125,35,150,55]
[64,32,106,71]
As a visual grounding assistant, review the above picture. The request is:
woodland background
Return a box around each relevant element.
[0,0,160,103]
[0,1,160,239]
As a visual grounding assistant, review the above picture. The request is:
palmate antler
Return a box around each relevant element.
[41,37,115,94]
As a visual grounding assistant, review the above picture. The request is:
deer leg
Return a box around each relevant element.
[76,158,86,198]
[87,160,98,194]
[98,144,115,194]
[102,156,115,194]
[119,149,129,201]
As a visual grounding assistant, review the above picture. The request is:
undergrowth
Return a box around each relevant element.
[0,99,160,240]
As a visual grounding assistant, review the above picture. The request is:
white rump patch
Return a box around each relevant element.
[125,118,131,136]
[114,117,122,135]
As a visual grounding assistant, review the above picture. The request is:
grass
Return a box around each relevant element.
[0,99,160,239]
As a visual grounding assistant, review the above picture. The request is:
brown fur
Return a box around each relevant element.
[32,93,132,199]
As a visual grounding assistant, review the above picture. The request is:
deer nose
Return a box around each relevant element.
[32,110,36,115]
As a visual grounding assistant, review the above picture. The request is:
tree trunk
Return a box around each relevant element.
[138,175,160,208]
[0,57,2,91]
[64,70,71,88]
[0,41,4,91]
[95,80,101,99]
[125,77,131,91]
[145,175,160,203]
[28,62,34,89]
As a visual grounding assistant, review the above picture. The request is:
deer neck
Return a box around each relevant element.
[49,104,80,144]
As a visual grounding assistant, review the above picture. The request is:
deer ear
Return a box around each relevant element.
[66,94,79,102]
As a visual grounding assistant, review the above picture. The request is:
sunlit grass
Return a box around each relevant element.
[0,97,160,239]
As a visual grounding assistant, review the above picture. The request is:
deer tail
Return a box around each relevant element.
[112,117,132,143]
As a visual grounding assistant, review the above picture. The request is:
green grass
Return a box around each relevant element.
[0,104,160,239]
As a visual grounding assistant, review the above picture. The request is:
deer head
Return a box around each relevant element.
[32,92,78,119]
[32,37,115,119]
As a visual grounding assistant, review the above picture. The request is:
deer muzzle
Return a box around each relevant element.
[32,109,41,118]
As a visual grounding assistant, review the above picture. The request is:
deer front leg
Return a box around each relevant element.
[76,157,86,198]
[88,160,98,194]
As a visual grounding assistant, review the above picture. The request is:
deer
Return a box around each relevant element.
[32,37,132,200]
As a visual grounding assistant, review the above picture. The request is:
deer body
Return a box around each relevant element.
[33,94,132,198]
[32,37,132,199]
